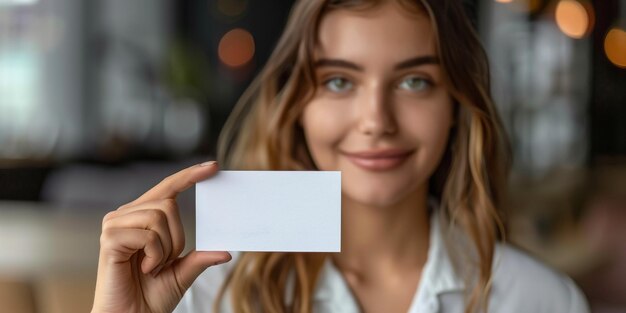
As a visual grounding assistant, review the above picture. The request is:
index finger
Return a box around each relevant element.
[131,161,219,205]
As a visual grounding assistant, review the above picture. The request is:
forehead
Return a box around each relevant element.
[315,2,437,62]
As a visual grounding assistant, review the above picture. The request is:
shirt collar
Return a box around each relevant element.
[313,210,465,306]
[421,211,465,294]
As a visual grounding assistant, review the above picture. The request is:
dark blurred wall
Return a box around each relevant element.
[174,0,296,155]
[591,0,626,162]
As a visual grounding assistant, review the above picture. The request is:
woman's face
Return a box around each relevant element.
[300,2,454,208]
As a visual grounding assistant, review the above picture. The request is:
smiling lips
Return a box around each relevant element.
[343,149,414,171]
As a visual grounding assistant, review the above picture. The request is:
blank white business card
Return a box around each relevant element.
[196,171,341,252]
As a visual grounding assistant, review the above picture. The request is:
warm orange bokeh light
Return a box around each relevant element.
[555,0,594,39]
[218,28,255,68]
[604,27,626,68]
[495,0,514,3]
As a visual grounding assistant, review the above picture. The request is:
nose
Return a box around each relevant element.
[356,84,397,136]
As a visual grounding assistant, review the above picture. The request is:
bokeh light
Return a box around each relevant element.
[555,0,594,39]
[218,28,255,68]
[604,27,626,69]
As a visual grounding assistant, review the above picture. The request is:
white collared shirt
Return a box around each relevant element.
[175,214,589,313]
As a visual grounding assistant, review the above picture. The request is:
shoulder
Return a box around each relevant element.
[488,244,589,313]
[173,252,240,313]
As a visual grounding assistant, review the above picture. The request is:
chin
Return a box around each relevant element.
[338,165,426,206]
[343,183,415,209]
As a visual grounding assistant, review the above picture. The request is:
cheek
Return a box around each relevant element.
[398,96,453,166]
[300,99,350,170]
[404,109,451,147]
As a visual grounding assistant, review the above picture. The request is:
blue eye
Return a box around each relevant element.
[324,77,353,93]
[398,77,432,92]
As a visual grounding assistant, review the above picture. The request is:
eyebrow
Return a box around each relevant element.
[313,55,440,71]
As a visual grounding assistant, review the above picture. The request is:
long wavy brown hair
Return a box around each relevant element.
[214,0,511,312]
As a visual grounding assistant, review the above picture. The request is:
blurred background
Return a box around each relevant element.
[0,0,624,312]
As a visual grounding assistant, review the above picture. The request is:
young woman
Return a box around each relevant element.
[92,0,590,312]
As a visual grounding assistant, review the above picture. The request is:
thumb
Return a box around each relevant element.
[172,250,232,291]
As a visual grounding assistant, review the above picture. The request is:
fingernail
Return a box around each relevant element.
[213,258,230,266]
[200,161,217,167]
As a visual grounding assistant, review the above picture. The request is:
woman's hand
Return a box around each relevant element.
[92,161,231,313]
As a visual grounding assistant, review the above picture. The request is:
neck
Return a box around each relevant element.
[333,186,431,280]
